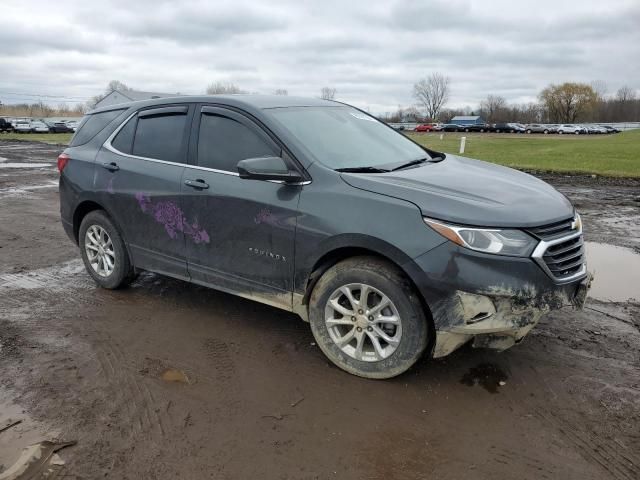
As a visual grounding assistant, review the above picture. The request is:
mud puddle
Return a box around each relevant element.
[585,242,640,303]
[0,398,60,476]
[460,363,508,393]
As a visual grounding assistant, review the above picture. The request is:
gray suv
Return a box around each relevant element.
[59,95,590,378]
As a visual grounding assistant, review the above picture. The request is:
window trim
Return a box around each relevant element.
[104,104,192,165]
[104,110,238,175]
[104,103,311,183]
[138,105,188,118]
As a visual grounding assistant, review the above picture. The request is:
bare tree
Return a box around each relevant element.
[413,73,450,121]
[616,85,637,102]
[480,94,506,122]
[206,82,246,95]
[274,89,288,95]
[107,80,132,94]
[590,80,608,100]
[320,87,336,100]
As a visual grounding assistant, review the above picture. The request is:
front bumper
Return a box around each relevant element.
[405,241,590,358]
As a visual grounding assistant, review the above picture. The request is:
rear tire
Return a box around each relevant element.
[308,256,430,379]
[79,210,135,289]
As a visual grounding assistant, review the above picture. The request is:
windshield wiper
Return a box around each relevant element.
[335,166,390,173]
[391,156,445,171]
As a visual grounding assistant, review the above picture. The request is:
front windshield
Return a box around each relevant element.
[268,106,430,169]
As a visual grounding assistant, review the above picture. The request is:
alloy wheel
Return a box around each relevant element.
[324,283,402,362]
[85,225,115,277]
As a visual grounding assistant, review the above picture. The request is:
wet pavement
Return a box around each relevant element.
[0,140,639,479]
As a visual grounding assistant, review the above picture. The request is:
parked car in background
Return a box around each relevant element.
[65,121,79,132]
[30,120,50,133]
[589,125,608,134]
[14,121,32,133]
[47,121,73,133]
[557,124,583,134]
[0,118,14,133]
[491,123,525,133]
[600,125,620,133]
[414,123,440,132]
[390,124,405,131]
[58,95,590,379]
[460,123,490,133]
[525,124,554,134]
[441,123,461,132]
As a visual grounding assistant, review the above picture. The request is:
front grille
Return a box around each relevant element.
[540,235,585,279]
[527,217,575,240]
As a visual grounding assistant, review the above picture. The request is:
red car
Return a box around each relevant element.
[414,123,441,132]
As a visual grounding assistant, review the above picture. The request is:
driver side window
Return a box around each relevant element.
[197,113,276,172]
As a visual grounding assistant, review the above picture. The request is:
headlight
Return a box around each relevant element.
[423,218,537,257]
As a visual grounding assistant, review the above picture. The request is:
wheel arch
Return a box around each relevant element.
[301,241,437,357]
[301,237,435,324]
[72,200,130,253]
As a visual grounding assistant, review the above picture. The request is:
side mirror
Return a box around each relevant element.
[237,156,303,183]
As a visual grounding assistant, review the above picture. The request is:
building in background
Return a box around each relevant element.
[94,89,174,109]
[450,115,485,125]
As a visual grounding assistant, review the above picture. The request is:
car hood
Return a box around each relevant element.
[339,154,574,228]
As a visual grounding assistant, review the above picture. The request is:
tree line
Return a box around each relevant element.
[0,101,86,118]
[382,73,639,124]
[3,77,637,123]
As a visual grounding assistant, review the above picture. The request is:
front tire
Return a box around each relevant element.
[308,256,430,379]
[79,210,134,289]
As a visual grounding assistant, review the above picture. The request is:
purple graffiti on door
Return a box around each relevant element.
[135,192,210,244]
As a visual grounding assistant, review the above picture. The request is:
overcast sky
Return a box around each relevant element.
[1,0,639,113]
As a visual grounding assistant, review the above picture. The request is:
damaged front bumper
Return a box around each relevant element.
[406,241,592,359]
[433,273,592,357]
[433,291,550,357]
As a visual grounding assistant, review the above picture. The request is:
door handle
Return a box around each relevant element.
[102,162,119,172]
[184,179,209,190]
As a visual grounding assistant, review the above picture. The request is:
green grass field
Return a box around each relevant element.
[0,132,73,144]
[2,129,639,177]
[408,129,640,177]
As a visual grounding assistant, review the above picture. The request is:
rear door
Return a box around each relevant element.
[95,104,193,279]
[180,105,302,310]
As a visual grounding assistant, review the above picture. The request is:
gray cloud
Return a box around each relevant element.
[0,0,638,113]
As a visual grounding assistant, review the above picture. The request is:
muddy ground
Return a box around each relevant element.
[0,140,639,479]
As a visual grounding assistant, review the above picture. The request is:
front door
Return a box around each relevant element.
[181,106,301,310]
[95,105,193,279]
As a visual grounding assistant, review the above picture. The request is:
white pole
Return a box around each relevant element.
[459,136,466,154]
[440,133,444,140]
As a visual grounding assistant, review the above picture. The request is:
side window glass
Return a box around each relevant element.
[69,108,125,147]
[132,113,187,162]
[197,113,276,172]
[111,115,136,154]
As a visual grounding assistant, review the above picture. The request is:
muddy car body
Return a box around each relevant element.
[58,95,590,378]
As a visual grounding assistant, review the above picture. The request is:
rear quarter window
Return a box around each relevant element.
[70,109,125,147]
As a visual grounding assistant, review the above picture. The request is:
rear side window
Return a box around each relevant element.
[111,115,137,154]
[70,109,125,147]
[197,114,275,172]
[132,112,187,162]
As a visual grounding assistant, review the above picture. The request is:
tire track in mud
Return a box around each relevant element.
[94,335,167,440]
[505,359,640,480]
[533,407,640,480]
[202,338,242,415]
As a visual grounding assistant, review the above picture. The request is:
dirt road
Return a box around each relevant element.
[1,140,639,479]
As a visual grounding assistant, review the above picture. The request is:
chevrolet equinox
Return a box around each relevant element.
[59,95,590,378]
